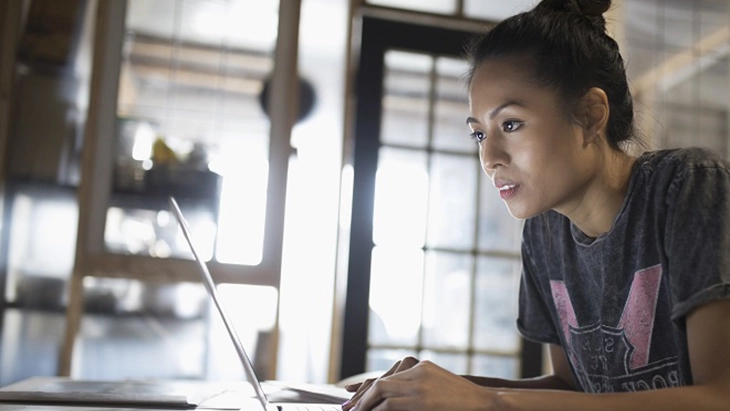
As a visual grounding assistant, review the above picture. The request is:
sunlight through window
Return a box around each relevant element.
[215,138,269,265]
[372,155,429,247]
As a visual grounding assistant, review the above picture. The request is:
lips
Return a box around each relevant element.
[495,180,520,200]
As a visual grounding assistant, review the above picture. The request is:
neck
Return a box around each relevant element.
[559,149,636,239]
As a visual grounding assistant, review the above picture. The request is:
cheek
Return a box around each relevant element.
[513,142,554,174]
[516,141,575,189]
[520,125,581,171]
[529,152,589,204]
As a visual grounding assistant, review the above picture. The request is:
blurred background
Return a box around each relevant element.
[0,0,727,388]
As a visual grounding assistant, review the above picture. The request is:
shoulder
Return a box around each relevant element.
[638,147,730,176]
[629,148,730,236]
[634,148,730,196]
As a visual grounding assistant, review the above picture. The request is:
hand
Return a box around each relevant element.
[347,360,496,411]
[342,356,419,410]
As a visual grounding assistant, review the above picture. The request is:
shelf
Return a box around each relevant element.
[83,253,280,288]
[113,166,221,200]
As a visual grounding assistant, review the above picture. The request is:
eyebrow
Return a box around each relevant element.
[465,101,525,125]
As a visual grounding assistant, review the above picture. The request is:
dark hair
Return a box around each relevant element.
[465,0,635,151]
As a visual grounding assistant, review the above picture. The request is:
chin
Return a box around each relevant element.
[505,204,543,221]
[505,208,527,220]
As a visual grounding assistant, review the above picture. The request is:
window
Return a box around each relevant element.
[365,50,523,378]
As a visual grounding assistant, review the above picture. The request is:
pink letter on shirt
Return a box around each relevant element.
[617,264,663,370]
[550,280,578,344]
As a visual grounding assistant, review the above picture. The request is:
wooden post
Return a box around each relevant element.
[0,0,27,239]
[58,0,127,377]
[263,0,302,380]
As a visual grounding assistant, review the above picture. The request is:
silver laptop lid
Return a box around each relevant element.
[169,196,270,411]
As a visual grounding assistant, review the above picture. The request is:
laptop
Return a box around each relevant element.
[169,197,345,411]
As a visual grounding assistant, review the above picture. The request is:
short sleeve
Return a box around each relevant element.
[666,164,730,320]
[516,239,562,346]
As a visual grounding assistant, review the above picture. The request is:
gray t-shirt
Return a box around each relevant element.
[518,147,730,393]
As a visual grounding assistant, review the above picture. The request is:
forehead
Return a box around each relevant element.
[468,57,556,111]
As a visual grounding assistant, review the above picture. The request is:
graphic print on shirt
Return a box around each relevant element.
[550,265,685,393]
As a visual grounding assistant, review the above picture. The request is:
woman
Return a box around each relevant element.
[342,0,730,409]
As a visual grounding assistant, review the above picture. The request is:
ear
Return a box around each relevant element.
[577,87,609,145]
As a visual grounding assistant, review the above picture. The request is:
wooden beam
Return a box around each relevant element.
[59,0,127,377]
[262,0,302,380]
[360,4,493,33]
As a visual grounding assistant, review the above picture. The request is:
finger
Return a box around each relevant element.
[344,382,362,392]
[393,356,419,373]
[343,378,376,411]
[356,379,410,411]
[352,378,375,397]
[344,359,403,410]
[354,359,401,397]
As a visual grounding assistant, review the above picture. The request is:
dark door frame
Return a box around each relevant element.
[340,16,543,381]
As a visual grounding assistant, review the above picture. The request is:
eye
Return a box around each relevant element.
[502,120,524,132]
[469,131,486,144]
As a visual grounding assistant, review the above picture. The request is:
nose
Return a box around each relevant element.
[479,134,509,173]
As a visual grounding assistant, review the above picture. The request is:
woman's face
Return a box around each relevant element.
[468,57,599,219]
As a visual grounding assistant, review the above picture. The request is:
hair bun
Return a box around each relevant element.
[537,0,611,29]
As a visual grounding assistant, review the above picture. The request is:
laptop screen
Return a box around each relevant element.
[169,196,270,411]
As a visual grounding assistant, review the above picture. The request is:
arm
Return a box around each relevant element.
[463,345,576,391]
[495,299,730,410]
[349,299,730,411]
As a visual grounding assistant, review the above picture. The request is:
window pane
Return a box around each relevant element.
[367,348,417,373]
[126,0,177,39]
[177,0,227,46]
[373,148,429,247]
[464,0,533,21]
[421,251,473,349]
[5,186,77,304]
[381,51,433,148]
[478,173,523,253]
[473,257,521,353]
[366,0,457,15]
[426,153,478,250]
[471,354,519,379]
[433,57,474,154]
[369,246,424,346]
[127,0,279,51]
[420,351,468,374]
